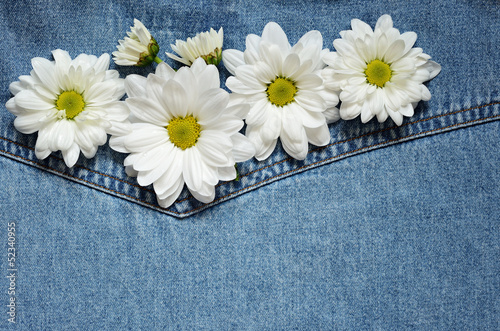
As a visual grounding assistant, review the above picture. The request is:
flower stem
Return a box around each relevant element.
[154,56,163,64]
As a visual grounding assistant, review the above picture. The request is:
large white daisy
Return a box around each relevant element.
[6,49,128,167]
[222,22,339,161]
[166,27,223,66]
[322,14,441,126]
[113,19,160,67]
[109,58,255,208]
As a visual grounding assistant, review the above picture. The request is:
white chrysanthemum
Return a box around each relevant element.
[166,27,223,66]
[222,22,340,161]
[323,14,441,126]
[6,49,128,167]
[113,19,159,66]
[109,58,255,208]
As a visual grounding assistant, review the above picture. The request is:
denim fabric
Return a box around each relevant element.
[0,0,499,329]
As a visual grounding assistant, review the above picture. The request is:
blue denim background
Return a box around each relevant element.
[0,0,499,329]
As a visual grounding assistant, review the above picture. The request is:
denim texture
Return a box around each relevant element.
[0,0,499,329]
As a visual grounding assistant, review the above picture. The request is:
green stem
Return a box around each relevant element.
[153,56,163,64]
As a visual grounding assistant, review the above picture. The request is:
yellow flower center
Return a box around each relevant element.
[266,77,297,107]
[365,59,392,88]
[55,91,86,119]
[166,115,201,150]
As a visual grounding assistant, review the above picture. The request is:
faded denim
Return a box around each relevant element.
[0,0,499,329]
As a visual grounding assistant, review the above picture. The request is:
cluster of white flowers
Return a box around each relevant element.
[6,15,440,207]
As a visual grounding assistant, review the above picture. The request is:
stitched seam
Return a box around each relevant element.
[2,101,498,186]
[184,114,500,214]
[0,135,154,192]
[1,103,499,215]
[240,101,500,178]
[0,149,182,215]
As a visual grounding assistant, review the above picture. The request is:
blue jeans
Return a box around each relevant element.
[0,0,498,329]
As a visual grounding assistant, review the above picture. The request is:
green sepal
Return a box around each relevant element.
[234,164,240,181]
[200,47,222,66]
[136,36,160,67]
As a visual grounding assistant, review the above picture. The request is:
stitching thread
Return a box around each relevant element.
[184,113,500,214]
[1,102,499,216]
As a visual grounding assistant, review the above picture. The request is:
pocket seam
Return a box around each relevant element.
[1,101,499,217]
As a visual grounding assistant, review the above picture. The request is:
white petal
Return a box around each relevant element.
[15,90,55,111]
[288,102,326,129]
[305,124,330,146]
[173,67,198,108]
[85,80,119,106]
[339,102,361,120]
[5,98,21,115]
[231,133,255,162]
[296,30,323,51]
[422,60,442,80]
[376,109,389,123]
[196,64,221,94]
[245,98,271,127]
[421,85,431,101]
[189,183,215,204]
[351,18,373,37]
[105,101,129,122]
[62,143,81,167]
[54,120,76,151]
[163,80,189,117]
[247,125,277,161]
[225,77,261,95]
[31,57,59,94]
[81,145,98,159]
[93,53,111,74]
[375,14,394,32]
[124,124,169,152]
[125,74,147,97]
[280,111,308,160]
[126,97,170,125]
[295,90,326,113]
[155,62,176,80]
[222,49,245,76]
[157,177,184,208]
[134,143,173,172]
[218,166,237,181]
[196,88,229,122]
[295,73,323,90]
[136,147,175,186]
[196,138,231,167]
[399,103,414,117]
[383,39,405,63]
[183,148,204,191]
[400,32,417,54]
[261,22,291,53]
[323,107,341,124]
[360,103,375,123]
[387,108,403,126]
[225,102,250,118]
[235,65,265,90]
[198,130,233,151]
[13,110,51,134]
[35,147,51,160]
[51,49,72,69]
[108,135,128,153]
[203,114,243,134]
[281,53,301,77]
[260,107,282,142]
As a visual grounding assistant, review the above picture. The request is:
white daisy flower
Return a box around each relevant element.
[166,27,223,66]
[222,22,339,161]
[109,58,255,208]
[113,19,160,67]
[6,49,128,167]
[323,14,442,126]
